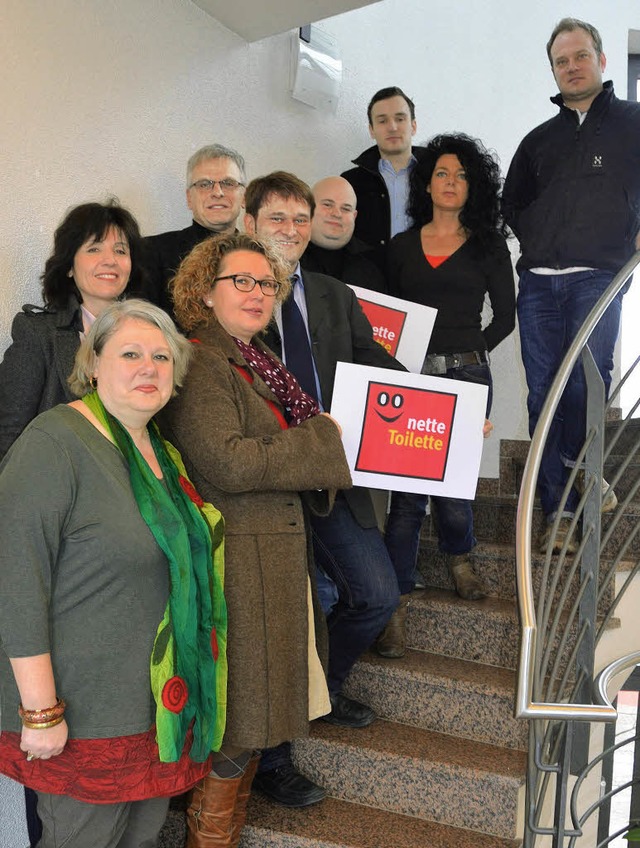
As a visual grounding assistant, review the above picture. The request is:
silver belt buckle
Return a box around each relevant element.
[422,354,447,376]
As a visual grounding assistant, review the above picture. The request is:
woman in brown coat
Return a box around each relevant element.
[159,232,351,847]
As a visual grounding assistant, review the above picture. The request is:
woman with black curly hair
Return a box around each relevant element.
[378,133,516,657]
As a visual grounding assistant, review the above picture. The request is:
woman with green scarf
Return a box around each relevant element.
[0,299,227,848]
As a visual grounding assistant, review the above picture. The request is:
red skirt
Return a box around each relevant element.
[0,727,212,804]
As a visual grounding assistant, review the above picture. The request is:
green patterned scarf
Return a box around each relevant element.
[83,391,227,763]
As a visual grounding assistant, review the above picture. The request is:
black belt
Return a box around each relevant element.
[421,350,488,376]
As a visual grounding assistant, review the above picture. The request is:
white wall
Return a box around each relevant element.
[1,0,637,462]
[0,1,638,840]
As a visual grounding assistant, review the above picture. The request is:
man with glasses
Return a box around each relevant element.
[243,171,402,808]
[142,144,246,315]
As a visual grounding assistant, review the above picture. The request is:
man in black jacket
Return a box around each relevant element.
[141,144,246,315]
[301,176,386,293]
[342,86,426,274]
[244,171,402,808]
[502,18,640,554]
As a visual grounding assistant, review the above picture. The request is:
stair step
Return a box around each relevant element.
[241,795,522,848]
[446,496,640,557]
[418,539,618,609]
[406,588,520,670]
[343,648,527,750]
[604,418,640,455]
[292,720,526,839]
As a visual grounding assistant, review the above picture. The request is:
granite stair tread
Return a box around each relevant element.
[304,717,526,777]
[355,645,517,691]
[406,587,519,668]
[241,795,522,848]
[418,538,624,603]
[343,648,527,749]
[292,720,526,837]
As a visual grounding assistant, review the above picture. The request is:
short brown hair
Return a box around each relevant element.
[367,87,416,125]
[244,171,315,220]
[171,232,292,332]
[546,18,603,65]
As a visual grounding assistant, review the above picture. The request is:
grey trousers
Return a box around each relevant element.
[35,792,170,848]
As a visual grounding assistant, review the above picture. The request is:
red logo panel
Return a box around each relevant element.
[355,381,457,481]
[357,299,406,357]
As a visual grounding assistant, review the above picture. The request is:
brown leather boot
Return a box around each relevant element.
[448,554,486,600]
[186,770,242,847]
[375,594,411,658]
[230,753,260,846]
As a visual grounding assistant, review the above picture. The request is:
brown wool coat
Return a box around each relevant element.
[159,321,352,750]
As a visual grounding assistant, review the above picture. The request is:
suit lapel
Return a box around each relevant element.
[300,270,329,340]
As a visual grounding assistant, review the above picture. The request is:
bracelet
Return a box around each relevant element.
[19,697,66,727]
[21,714,65,730]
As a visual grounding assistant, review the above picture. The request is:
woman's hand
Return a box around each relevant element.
[483,419,494,439]
[20,719,68,760]
[319,412,342,436]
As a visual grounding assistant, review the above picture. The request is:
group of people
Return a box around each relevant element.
[0,14,638,848]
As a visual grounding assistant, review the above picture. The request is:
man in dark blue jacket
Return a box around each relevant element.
[502,17,640,554]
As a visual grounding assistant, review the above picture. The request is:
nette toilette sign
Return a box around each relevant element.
[331,364,488,498]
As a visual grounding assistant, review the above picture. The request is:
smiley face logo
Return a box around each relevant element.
[374,390,404,423]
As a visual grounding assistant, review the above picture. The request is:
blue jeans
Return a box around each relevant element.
[310,494,399,696]
[384,363,493,593]
[517,270,622,519]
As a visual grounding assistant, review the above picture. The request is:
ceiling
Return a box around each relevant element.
[191,0,382,42]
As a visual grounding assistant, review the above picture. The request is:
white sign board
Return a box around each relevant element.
[331,362,488,498]
[349,285,437,373]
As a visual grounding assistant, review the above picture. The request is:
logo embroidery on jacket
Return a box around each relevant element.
[592,154,603,168]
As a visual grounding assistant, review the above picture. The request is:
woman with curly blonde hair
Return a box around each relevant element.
[159,232,351,847]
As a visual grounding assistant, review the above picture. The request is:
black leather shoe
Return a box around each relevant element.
[252,762,326,807]
[321,693,376,728]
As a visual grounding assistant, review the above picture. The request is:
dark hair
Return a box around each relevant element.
[367,87,416,125]
[546,18,603,65]
[408,133,506,243]
[41,199,146,309]
[244,171,315,220]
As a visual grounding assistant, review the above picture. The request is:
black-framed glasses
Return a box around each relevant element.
[189,178,245,192]
[214,274,281,296]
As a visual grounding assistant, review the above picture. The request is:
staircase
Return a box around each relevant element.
[242,437,530,846]
[157,427,637,847]
[158,437,535,848]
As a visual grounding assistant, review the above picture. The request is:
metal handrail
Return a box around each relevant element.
[594,650,640,708]
[515,251,640,721]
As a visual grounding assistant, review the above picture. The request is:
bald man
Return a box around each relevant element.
[301,176,387,292]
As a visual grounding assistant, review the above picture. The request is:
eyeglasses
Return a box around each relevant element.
[189,178,245,193]
[214,274,281,296]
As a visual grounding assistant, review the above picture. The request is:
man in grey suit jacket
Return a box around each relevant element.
[244,171,402,808]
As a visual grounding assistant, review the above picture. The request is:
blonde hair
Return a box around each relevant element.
[171,232,291,332]
[69,299,193,396]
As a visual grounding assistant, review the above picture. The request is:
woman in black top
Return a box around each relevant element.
[378,134,515,657]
